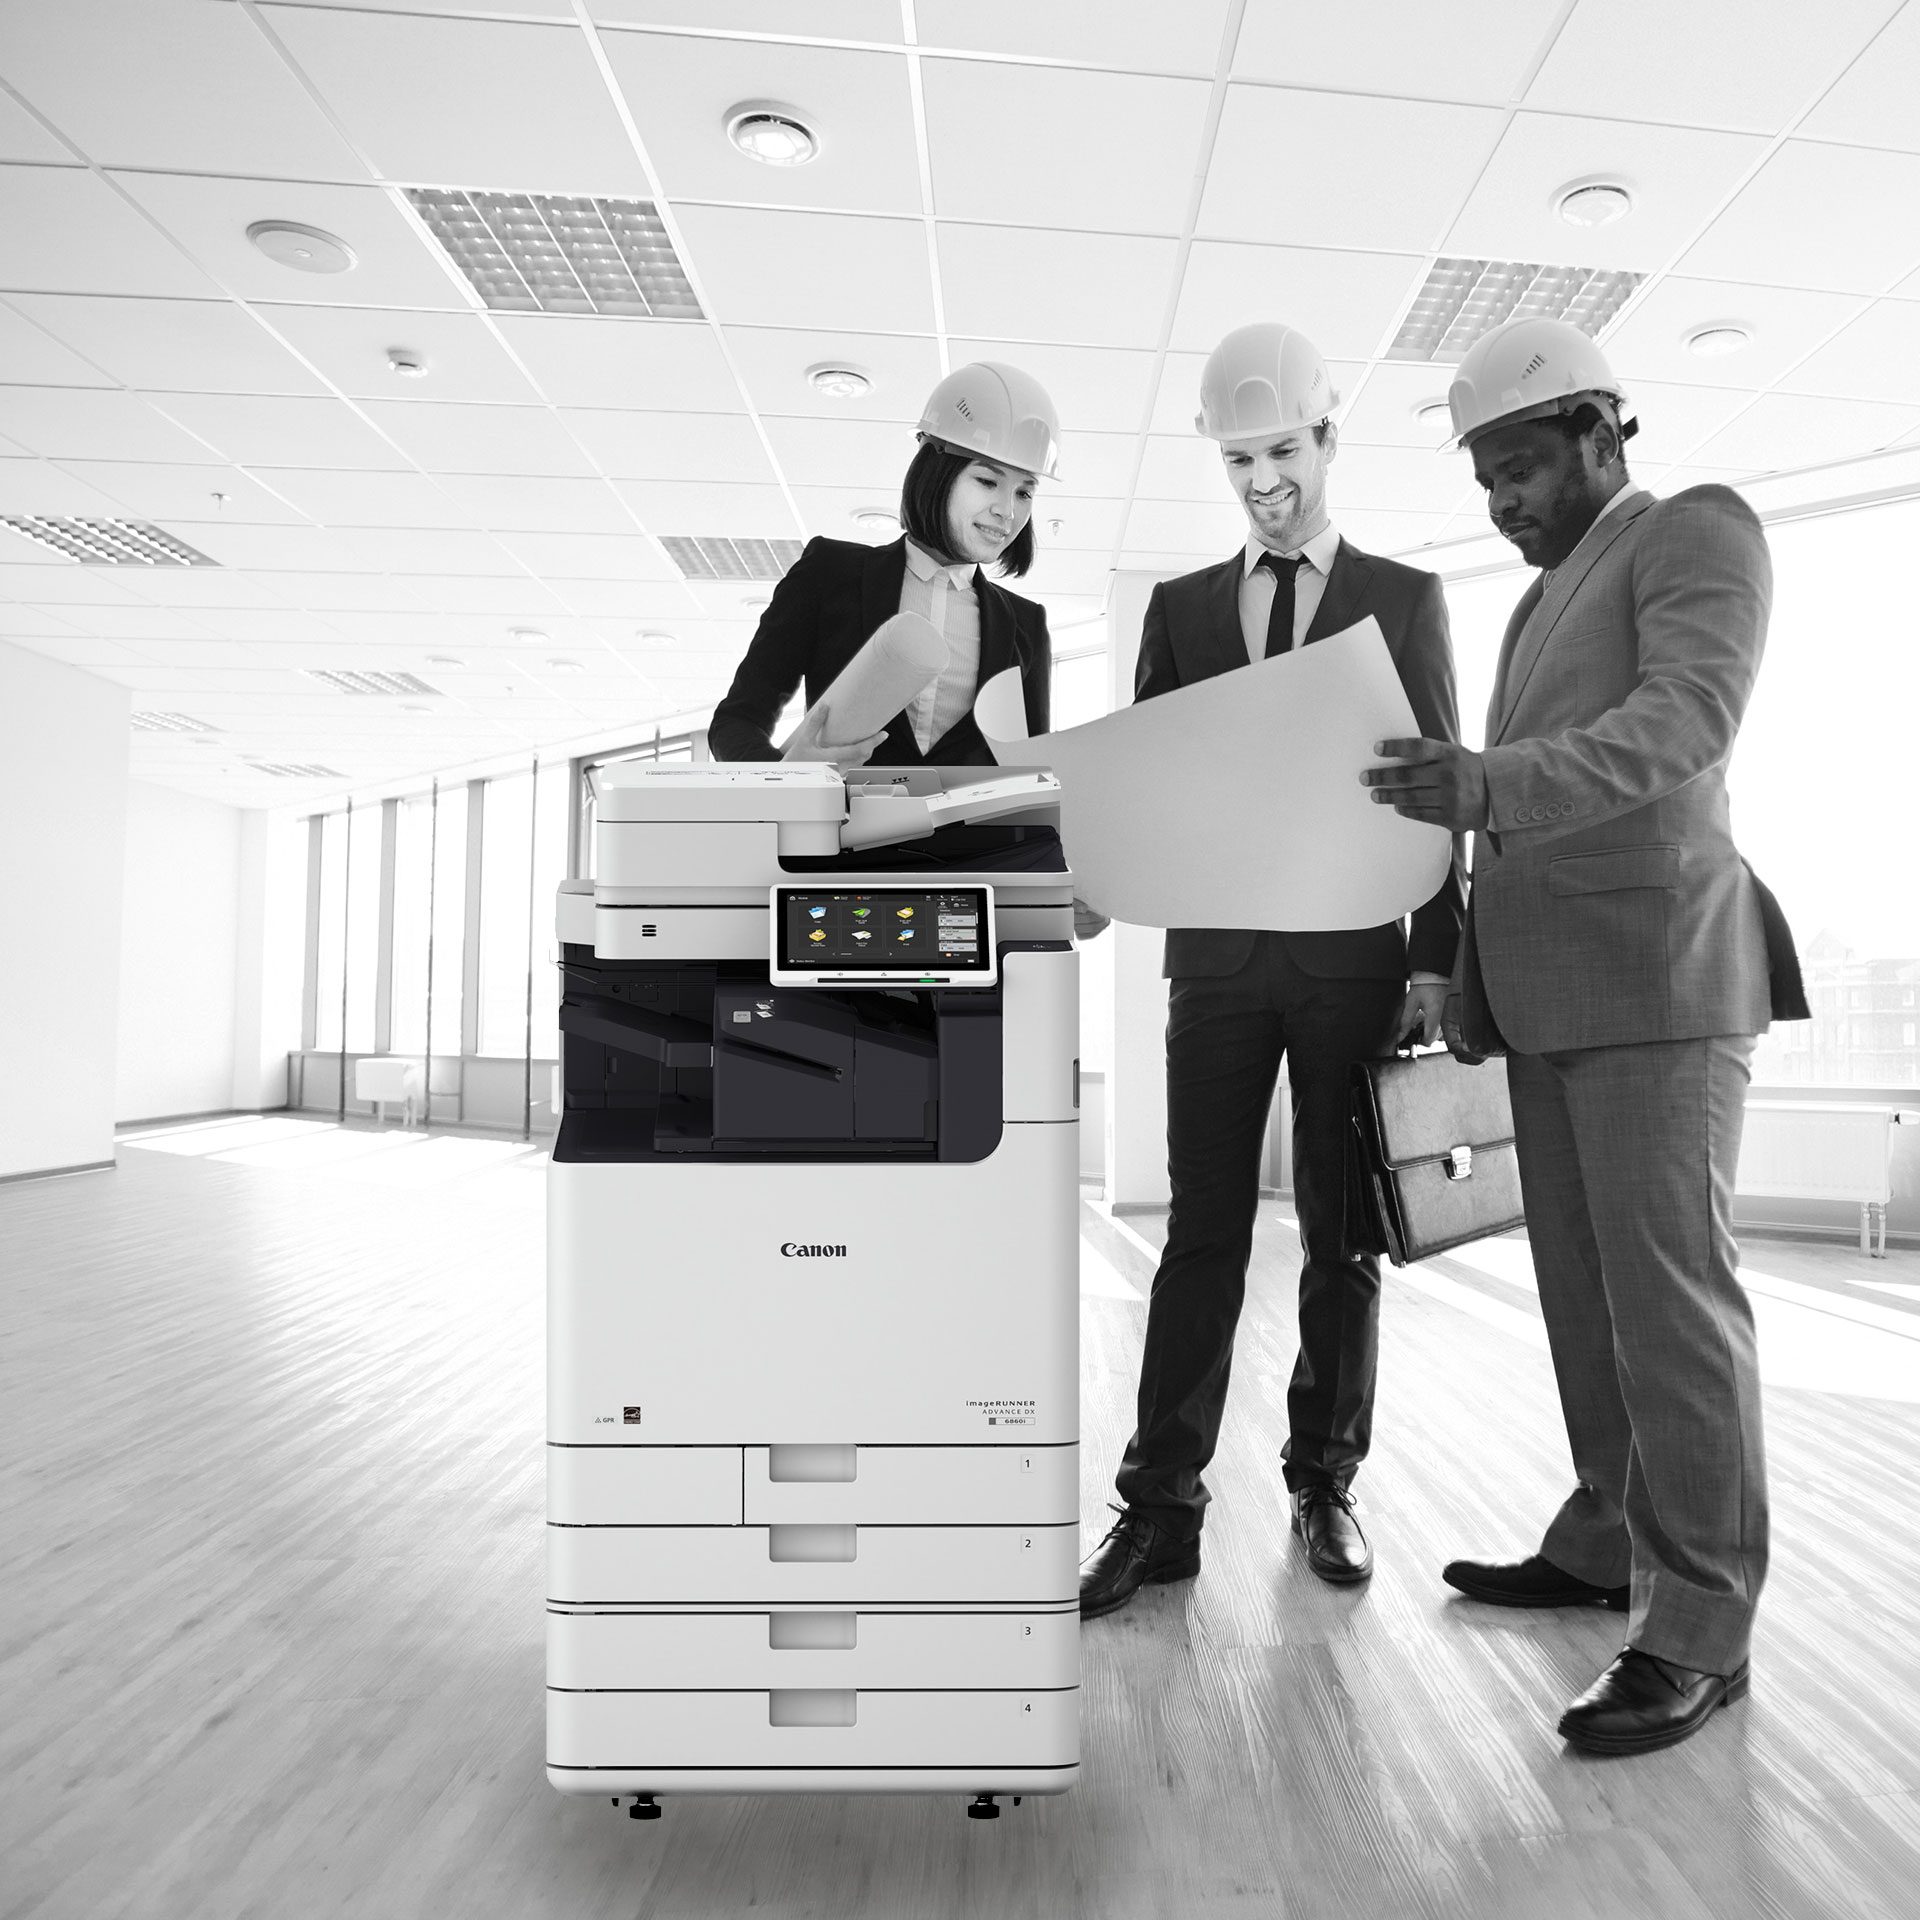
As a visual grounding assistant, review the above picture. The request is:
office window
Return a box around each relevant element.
[476,763,570,1058]
[309,803,380,1053]
[389,784,468,1058]
[312,810,347,1052]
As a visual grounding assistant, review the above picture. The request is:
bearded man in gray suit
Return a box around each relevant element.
[1364,317,1806,1758]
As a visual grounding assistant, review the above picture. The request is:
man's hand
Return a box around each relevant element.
[1389,980,1448,1050]
[780,702,889,766]
[1361,737,1487,831]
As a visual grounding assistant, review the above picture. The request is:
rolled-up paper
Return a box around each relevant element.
[813,610,948,742]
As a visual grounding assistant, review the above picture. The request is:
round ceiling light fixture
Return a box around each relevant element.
[246,219,356,274]
[726,101,820,166]
[807,362,872,399]
[1554,179,1634,228]
[1685,322,1754,358]
[851,507,900,537]
[546,657,585,674]
[635,630,677,646]
[1412,398,1453,427]
[387,347,427,378]
[401,703,433,714]
[741,593,771,611]
[509,626,548,642]
[427,655,466,669]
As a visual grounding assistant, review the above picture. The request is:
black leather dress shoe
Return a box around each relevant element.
[1442,1553,1629,1611]
[1079,1507,1200,1619]
[1292,1486,1372,1584]
[1558,1647,1750,1755]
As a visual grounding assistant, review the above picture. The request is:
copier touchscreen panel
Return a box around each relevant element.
[770,885,995,987]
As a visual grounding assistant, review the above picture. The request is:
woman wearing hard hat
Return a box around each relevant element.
[707,362,1058,767]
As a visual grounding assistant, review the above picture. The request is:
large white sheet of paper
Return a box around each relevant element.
[982,618,1450,931]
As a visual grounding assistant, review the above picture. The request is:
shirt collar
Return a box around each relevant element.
[904,538,977,589]
[1242,521,1341,579]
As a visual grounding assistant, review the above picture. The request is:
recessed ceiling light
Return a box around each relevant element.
[726,101,820,167]
[400,703,432,714]
[427,654,466,669]
[850,508,900,536]
[131,710,219,733]
[546,657,585,673]
[1389,257,1643,362]
[1555,181,1634,229]
[634,630,677,646]
[246,220,355,274]
[807,363,871,399]
[387,348,427,378]
[661,535,804,581]
[741,594,771,611]
[1412,399,1452,425]
[1686,323,1754,358]
[509,626,549,641]
[2,516,219,567]
[305,668,440,696]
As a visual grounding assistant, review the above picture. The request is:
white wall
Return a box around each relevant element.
[115,781,243,1124]
[0,640,129,1179]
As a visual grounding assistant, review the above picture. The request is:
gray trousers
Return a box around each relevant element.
[1507,1035,1768,1675]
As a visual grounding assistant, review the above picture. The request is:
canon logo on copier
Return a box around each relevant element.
[781,1242,847,1258]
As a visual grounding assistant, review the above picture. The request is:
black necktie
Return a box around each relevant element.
[1258,550,1305,657]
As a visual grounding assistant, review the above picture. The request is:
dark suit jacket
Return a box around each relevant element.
[1137,539,1467,982]
[707,536,1051,766]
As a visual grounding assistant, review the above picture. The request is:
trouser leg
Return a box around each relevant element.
[1561,1036,1767,1673]
[1279,960,1402,1493]
[1116,954,1283,1540]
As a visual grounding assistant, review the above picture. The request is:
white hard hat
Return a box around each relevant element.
[917,361,1060,480]
[1447,317,1638,450]
[1195,322,1338,441]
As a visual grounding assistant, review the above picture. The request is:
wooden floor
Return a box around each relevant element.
[5,1115,1920,1920]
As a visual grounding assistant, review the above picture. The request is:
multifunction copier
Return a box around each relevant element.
[546,763,1080,1819]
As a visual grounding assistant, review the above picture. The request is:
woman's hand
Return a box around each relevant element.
[1072,899,1110,941]
[779,703,889,765]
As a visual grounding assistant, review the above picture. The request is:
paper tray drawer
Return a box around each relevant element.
[548,1447,742,1525]
[742,1444,1075,1525]
[549,1523,1077,1605]
[548,1607,1078,1691]
[547,1686,1078,1771]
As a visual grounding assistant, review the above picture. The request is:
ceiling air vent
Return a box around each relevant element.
[131,711,219,733]
[248,761,343,778]
[406,188,702,318]
[304,668,441,696]
[661,535,804,581]
[1389,258,1643,362]
[2,517,218,566]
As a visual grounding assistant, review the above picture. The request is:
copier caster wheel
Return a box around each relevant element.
[627,1795,663,1821]
[966,1795,1001,1820]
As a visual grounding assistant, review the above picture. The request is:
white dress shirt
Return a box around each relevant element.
[898,538,982,754]
[1238,521,1342,664]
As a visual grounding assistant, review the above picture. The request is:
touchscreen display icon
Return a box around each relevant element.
[851,930,871,943]
[896,929,915,942]
[808,928,826,943]
[851,907,871,920]
[895,906,915,919]
[808,905,826,919]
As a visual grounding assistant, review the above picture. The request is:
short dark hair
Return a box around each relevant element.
[898,438,1036,578]
[1552,401,1633,470]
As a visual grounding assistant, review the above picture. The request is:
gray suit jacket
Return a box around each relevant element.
[1457,485,1780,1055]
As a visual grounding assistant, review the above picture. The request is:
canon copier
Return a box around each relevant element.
[546,763,1080,1820]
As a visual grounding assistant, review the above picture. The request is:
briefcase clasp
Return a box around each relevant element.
[1443,1145,1473,1181]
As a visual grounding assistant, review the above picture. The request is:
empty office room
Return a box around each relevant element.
[5,3,1920,1916]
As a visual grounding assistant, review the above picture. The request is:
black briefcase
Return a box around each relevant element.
[1348,1050,1526,1267]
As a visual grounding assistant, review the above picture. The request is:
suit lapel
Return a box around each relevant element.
[1491,491,1651,743]
[861,537,908,647]
[974,570,1018,685]
[1485,577,1545,742]
[1304,539,1370,645]
[1188,553,1248,681]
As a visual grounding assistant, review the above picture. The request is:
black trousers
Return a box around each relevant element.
[1115,936,1401,1540]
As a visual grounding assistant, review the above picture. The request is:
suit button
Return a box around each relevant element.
[1514,810,1528,825]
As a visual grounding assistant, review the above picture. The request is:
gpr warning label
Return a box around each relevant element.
[965,1397,1037,1428]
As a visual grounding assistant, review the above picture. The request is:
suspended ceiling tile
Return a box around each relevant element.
[559,406,776,482]
[148,393,413,469]
[603,34,920,216]
[548,578,703,617]
[1121,497,1245,557]
[0,560,146,602]
[1617,379,1770,466]
[1028,494,1126,552]
[1147,352,1212,435]
[785,483,909,540]
[354,399,598,478]
[1527,0,1898,134]
[256,305,542,404]
[493,530,682,580]
[0,600,81,636]
[0,89,76,166]
[392,574,574,617]
[249,466,479,530]
[1337,362,1462,449]
[0,301,118,386]
[1681,141,1920,294]
[111,566,294,610]
[1688,390,1920,471]
[939,226,1180,349]
[760,414,916,488]
[53,459,310,526]
[1133,432,1233,503]
[492,314,742,411]
[675,205,934,333]
[1445,113,1770,274]
[1779,300,1920,405]
[0,456,127,517]
[0,385,223,463]
[1329,443,1481,516]
[1015,550,1109,598]
[434,473,637,534]
[2,629,149,669]
[1202,88,1504,254]
[17,598,209,642]
[724,326,941,423]
[340,526,528,574]
[230,569,413,612]
[10,294,330,397]
[0,166,217,297]
[613,478,801,537]
[595,1,902,34]
[1603,277,1871,388]
[1800,2,1920,150]
[1329,506,1459,556]
[946,339,1158,438]
[1056,430,1152,499]
[916,0,1228,68]
[1172,243,1425,358]
[924,62,1209,235]
[112,174,468,310]
[1234,0,1562,103]
[157,522,372,571]
[5,0,369,179]
[174,607,353,647]
[275,0,579,19]
[263,6,647,194]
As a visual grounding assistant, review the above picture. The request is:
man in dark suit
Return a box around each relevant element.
[1081,323,1466,1617]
